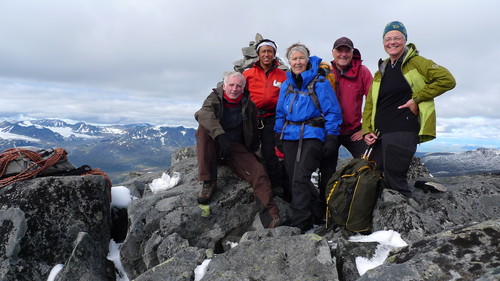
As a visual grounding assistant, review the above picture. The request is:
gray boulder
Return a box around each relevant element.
[133,246,206,281]
[119,155,263,279]
[0,175,112,281]
[202,230,338,281]
[373,173,500,243]
[55,232,115,281]
[358,219,500,281]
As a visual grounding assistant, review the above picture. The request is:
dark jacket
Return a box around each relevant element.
[195,84,258,151]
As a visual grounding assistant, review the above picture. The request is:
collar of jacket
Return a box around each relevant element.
[253,59,281,72]
[286,55,322,91]
[214,84,250,104]
[331,48,363,78]
[377,43,418,75]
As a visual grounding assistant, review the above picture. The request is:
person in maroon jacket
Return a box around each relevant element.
[319,37,373,200]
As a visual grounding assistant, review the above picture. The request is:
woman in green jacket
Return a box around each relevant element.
[362,21,456,197]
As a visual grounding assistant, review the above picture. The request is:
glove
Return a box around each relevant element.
[274,133,283,153]
[217,134,231,160]
[322,135,339,157]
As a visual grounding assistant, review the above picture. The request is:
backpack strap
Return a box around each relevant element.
[285,74,324,115]
[307,74,325,115]
[281,73,326,162]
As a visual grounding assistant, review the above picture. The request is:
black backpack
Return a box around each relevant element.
[325,144,384,232]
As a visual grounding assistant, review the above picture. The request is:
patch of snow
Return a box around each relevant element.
[107,240,129,281]
[111,186,137,208]
[226,241,238,248]
[349,230,408,276]
[194,259,211,281]
[47,126,99,139]
[149,172,181,194]
[0,131,40,142]
[47,264,64,281]
[102,127,125,135]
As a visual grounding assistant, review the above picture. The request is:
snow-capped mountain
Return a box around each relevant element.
[0,119,196,183]
[420,148,500,176]
[2,119,499,183]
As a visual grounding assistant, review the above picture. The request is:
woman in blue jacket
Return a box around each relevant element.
[275,43,342,232]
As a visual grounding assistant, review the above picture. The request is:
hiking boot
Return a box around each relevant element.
[197,181,216,204]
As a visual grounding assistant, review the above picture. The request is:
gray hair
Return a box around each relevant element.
[286,42,310,62]
[223,71,246,88]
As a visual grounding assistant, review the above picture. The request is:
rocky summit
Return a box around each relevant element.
[0,146,499,281]
[0,175,113,280]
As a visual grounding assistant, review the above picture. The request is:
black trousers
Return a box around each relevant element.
[370,131,419,197]
[259,116,285,187]
[283,138,323,231]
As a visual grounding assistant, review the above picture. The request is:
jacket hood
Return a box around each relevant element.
[402,43,419,63]
[213,83,224,99]
[286,55,322,91]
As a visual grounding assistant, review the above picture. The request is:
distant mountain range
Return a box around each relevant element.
[1,119,499,183]
[0,119,196,183]
[419,148,500,176]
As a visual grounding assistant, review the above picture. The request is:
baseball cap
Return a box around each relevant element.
[333,37,354,49]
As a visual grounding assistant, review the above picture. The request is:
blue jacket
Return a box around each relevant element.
[275,56,342,142]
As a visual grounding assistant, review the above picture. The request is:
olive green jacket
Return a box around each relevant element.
[362,43,456,143]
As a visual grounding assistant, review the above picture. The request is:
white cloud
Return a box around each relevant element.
[0,0,499,145]
[418,117,500,152]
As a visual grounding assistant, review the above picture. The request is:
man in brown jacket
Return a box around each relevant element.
[194,71,280,228]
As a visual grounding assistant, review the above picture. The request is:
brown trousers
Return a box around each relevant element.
[196,126,279,225]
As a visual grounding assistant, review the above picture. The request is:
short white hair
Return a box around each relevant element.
[223,71,246,87]
[286,42,310,62]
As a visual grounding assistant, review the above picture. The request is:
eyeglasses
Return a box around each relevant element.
[383,36,404,43]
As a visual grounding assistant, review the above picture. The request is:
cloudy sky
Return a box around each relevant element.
[0,0,499,151]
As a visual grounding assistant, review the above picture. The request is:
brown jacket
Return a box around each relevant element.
[194,84,258,151]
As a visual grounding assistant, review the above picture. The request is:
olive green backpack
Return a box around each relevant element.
[325,149,384,233]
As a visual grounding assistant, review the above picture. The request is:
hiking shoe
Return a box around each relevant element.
[415,181,447,193]
[197,181,216,204]
[426,182,447,193]
[267,217,281,228]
